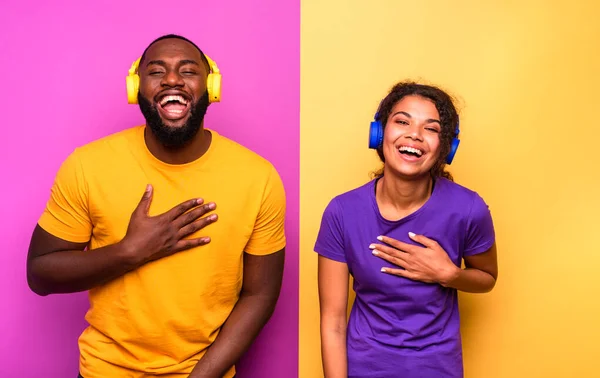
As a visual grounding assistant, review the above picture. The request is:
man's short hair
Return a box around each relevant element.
[139,34,210,72]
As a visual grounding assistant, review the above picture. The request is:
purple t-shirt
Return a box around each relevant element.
[314,177,495,378]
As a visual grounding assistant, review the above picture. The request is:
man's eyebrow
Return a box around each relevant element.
[146,59,200,67]
[179,59,200,66]
[146,59,166,67]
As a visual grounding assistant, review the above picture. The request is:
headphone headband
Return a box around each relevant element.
[129,54,219,74]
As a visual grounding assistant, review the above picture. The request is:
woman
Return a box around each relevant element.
[315,81,498,378]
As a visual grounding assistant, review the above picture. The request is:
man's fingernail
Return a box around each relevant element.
[409,232,416,238]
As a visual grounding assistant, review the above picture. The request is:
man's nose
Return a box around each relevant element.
[162,70,184,87]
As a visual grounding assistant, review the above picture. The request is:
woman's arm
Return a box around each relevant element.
[318,255,350,378]
[371,235,498,293]
[442,243,498,293]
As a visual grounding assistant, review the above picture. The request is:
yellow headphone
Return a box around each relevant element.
[126,54,222,104]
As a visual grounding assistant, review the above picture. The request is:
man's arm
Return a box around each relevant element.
[189,248,285,378]
[27,186,217,296]
[27,225,137,296]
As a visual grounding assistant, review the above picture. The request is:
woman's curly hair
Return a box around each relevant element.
[372,81,460,181]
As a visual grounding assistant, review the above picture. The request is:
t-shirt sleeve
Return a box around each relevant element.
[314,198,346,263]
[244,164,287,255]
[463,193,496,256]
[37,149,92,243]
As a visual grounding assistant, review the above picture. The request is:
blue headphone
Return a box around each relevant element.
[368,109,461,165]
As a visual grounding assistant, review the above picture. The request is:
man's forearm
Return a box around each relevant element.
[27,241,139,295]
[189,292,279,378]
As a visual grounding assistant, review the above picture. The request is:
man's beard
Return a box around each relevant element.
[138,91,210,148]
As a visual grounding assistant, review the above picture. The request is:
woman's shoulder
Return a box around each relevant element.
[436,178,492,218]
[317,180,376,220]
[437,177,486,201]
[329,179,376,205]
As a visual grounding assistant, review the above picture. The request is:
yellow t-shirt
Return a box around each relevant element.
[38,125,286,378]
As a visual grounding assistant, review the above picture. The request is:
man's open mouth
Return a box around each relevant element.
[157,94,191,121]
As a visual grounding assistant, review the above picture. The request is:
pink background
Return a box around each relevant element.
[0,1,299,377]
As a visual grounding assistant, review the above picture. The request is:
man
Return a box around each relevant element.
[26,34,286,378]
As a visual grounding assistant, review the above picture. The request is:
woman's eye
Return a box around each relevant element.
[426,128,440,133]
[396,120,409,125]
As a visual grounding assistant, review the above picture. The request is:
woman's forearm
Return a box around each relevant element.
[321,323,348,378]
[441,266,496,293]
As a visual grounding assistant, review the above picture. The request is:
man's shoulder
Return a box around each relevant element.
[211,130,277,173]
[75,126,141,155]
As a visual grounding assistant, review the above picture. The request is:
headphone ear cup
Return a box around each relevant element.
[445,120,461,164]
[369,120,384,149]
[126,74,139,104]
[206,73,222,103]
[446,137,460,164]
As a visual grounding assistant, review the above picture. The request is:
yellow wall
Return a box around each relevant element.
[300,1,600,377]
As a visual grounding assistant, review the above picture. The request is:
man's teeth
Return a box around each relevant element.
[398,146,423,156]
[160,95,188,106]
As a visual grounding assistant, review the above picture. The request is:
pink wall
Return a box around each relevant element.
[0,1,299,377]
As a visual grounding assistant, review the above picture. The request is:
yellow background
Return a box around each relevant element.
[300,1,600,377]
